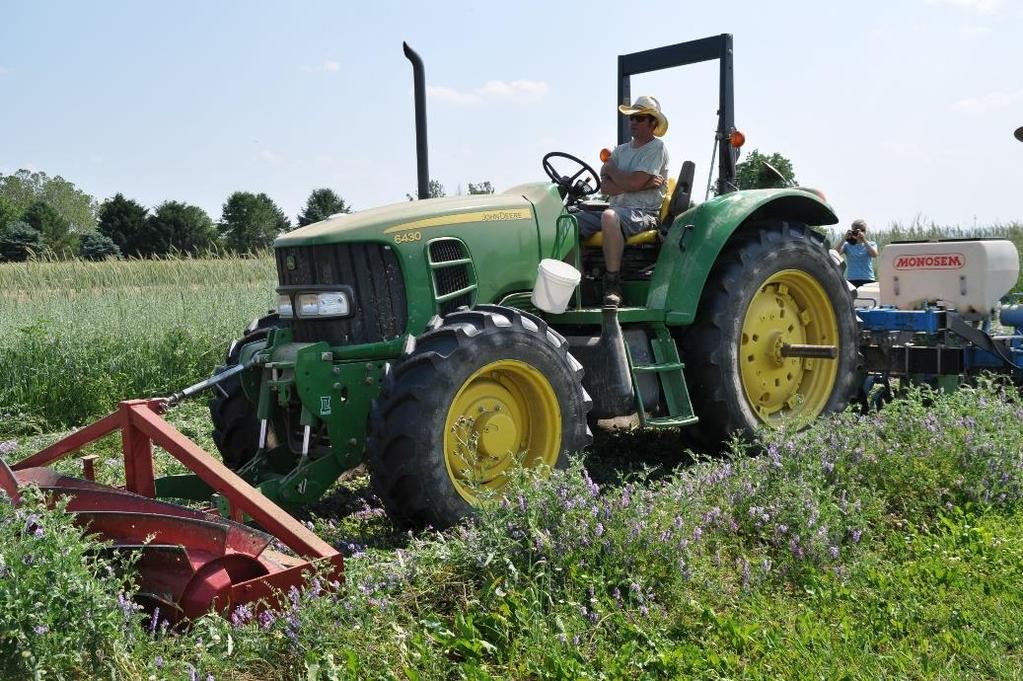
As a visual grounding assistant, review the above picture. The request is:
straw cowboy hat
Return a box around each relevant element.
[618,95,669,137]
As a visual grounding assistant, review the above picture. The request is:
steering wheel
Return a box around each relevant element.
[542,152,601,201]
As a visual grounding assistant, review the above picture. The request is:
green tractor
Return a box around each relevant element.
[207,35,857,528]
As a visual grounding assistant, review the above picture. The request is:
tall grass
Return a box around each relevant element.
[0,256,275,434]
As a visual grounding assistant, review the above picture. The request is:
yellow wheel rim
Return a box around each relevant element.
[739,269,840,427]
[443,359,562,503]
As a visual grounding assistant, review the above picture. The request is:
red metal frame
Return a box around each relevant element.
[5,399,344,621]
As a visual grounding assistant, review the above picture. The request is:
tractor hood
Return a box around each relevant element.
[275,186,552,247]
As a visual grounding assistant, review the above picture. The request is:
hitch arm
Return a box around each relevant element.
[166,357,260,406]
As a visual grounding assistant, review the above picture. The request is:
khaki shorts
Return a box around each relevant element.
[575,206,660,239]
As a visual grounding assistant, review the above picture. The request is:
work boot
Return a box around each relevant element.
[602,271,623,307]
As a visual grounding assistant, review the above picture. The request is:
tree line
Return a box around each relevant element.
[0,170,352,262]
[0,170,500,262]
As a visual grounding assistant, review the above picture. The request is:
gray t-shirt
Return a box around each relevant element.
[609,138,669,212]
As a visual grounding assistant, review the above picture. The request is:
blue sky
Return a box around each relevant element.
[2,0,1021,230]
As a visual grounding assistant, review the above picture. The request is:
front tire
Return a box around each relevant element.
[367,305,592,528]
[679,222,857,448]
[209,314,280,470]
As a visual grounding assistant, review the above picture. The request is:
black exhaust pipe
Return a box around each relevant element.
[403,42,430,200]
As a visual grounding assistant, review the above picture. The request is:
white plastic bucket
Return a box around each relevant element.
[531,259,581,314]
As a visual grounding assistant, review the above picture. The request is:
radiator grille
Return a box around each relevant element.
[275,242,407,346]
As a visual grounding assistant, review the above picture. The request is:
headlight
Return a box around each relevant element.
[296,291,351,318]
[277,294,294,319]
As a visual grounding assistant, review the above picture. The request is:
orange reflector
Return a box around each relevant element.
[599,148,611,163]
[729,130,746,148]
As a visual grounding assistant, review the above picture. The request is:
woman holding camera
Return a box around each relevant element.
[835,219,879,287]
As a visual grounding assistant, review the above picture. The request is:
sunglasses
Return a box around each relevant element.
[629,114,652,123]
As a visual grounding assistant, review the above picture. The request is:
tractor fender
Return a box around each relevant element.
[647,188,839,325]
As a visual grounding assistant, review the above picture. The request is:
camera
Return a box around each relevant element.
[846,229,860,244]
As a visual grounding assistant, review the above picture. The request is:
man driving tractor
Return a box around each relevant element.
[574,95,670,306]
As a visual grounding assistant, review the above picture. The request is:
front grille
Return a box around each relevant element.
[276,242,407,346]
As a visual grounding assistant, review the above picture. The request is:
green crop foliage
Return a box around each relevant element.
[0,255,275,434]
[4,382,1023,679]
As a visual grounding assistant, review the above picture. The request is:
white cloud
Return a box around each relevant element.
[869,24,893,39]
[955,88,1023,111]
[959,25,993,36]
[0,66,12,76]
[300,60,341,73]
[426,85,481,105]
[426,79,551,105]
[476,79,550,100]
[925,0,1005,13]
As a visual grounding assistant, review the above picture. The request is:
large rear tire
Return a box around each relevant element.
[209,314,280,470]
[367,305,592,529]
[679,222,857,448]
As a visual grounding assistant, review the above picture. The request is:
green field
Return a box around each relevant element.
[2,233,1023,679]
[0,256,275,434]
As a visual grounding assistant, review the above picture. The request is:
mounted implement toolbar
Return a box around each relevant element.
[1,398,343,624]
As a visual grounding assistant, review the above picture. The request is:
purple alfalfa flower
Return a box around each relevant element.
[851,528,862,544]
[231,603,253,628]
[207,674,215,681]
[572,634,581,646]
[155,655,164,669]
[188,666,199,681]
[284,612,301,643]
[740,559,751,587]
[762,557,772,574]
[33,526,44,538]
[117,592,138,618]
[149,607,161,635]
[768,444,782,468]
[33,625,48,635]
[612,587,621,602]
[22,513,40,535]
[258,610,276,630]
[639,605,649,617]
[692,525,703,541]
[517,494,527,512]
[776,524,789,535]
[0,440,16,455]
[829,545,840,560]
[789,535,805,560]
[595,522,604,538]
[621,486,631,508]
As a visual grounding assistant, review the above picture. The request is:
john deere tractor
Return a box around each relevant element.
[206,35,857,528]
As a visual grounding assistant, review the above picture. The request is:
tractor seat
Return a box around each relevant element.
[579,160,695,248]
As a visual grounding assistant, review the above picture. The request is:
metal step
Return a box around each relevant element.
[625,326,698,429]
